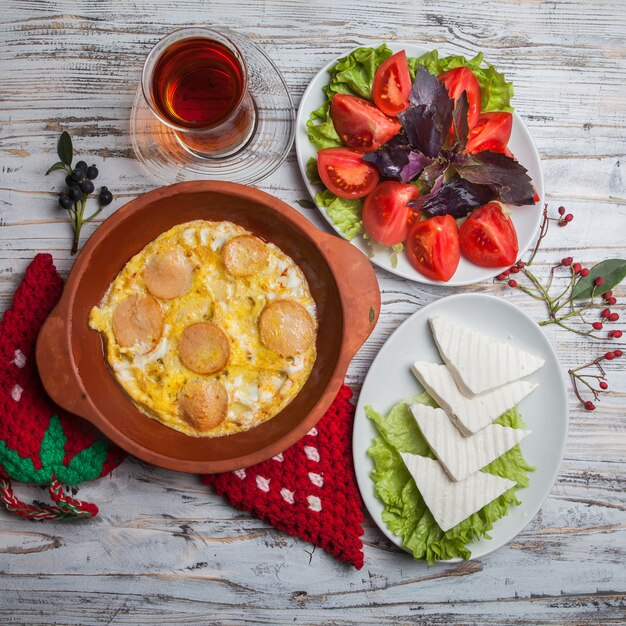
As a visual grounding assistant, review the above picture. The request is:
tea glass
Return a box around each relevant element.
[141,28,257,159]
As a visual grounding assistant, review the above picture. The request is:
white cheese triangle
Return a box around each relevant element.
[400,453,516,532]
[429,316,545,397]
[411,361,537,436]
[410,403,530,481]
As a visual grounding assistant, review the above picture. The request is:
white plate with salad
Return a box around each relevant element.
[352,293,568,563]
[295,44,545,285]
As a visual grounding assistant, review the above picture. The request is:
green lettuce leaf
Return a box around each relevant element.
[409,50,514,112]
[366,394,534,564]
[306,101,342,150]
[315,190,363,239]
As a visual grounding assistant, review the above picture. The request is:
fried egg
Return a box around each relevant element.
[89,220,317,438]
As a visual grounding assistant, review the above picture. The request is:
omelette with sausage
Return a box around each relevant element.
[89,220,317,437]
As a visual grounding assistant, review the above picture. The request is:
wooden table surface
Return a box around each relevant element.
[1,1,625,624]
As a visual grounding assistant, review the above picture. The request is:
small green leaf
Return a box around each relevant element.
[391,243,404,269]
[57,131,73,166]
[45,161,68,176]
[572,259,626,300]
[306,157,322,185]
[369,306,376,324]
[297,199,316,210]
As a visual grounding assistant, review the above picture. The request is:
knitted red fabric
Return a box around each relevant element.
[203,385,365,569]
[0,254,124,519]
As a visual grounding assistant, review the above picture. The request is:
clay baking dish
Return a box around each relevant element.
[36,181,380,473]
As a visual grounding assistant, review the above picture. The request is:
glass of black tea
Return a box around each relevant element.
[141,28,256,158]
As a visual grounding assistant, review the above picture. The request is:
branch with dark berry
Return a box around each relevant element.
[46,131,113,254]
[569,350,623,411]
[495,204,625,410]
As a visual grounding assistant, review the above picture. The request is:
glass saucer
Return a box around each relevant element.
[130,31,295,184]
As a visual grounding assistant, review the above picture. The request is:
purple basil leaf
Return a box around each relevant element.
[452,91,469,150]
[420,176,497,218]
[399,67,453,158]
[401,151,432,182]
[363,146,431,183]
[456,150,536,206]
[407,162,449,211]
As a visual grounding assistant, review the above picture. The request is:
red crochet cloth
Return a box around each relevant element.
[0,254,124,520]
[204,385,365,569]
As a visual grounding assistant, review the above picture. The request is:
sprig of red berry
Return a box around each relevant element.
[569,350,623,411]
[495,204,625,411]
[495,206,624,340]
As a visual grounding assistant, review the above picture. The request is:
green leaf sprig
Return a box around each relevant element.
[46,131,114,254]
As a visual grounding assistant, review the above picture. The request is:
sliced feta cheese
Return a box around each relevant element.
[410,403,530,481]
[411,362,537,435]
[399,453,516,532]
[429,316,545,396]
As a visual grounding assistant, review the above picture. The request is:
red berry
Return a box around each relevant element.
[558,221,567,227]
[612,330,623,338]
[595,276,605,286]
[592,322,603,330]
[565,213,574,222]
[603,291,613,299]
[558,206,566,215]
[584,401,595,411]
[580,268,589,277]
[510,266,519,274]
[496,274,505,281]
[503,270,510,277]
[508,280,518,288]
[599,381,608,390]
[601,308,611,318]
[615,350,623,358]
[572,263,581,273]
[609,313,619,322]
[517,261,526,269]
[608,297,617,305]
[604,351,615,360]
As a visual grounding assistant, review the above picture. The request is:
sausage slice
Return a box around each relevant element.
[112,294,163,351]
[258,300,315,357]
[178,322,230,374]
[222,235,269,278]
[143,248,193,299]
[179,378,228,431]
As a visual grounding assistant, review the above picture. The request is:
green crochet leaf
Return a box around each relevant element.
[0,415,109,485]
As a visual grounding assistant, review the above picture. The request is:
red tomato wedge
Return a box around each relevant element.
[459,202,519,267]
[372,51,412,116]
[362,181,419,246]
[317,147,380,199]
[466,112,513,154]
[406,215,460,282]
[438,67,481,128]
[331,93,401,153]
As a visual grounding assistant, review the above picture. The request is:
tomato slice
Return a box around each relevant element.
[317,147,380,199]
[406,215,460,282]
[331,93,401,153]
[465,112,513,154]
[362,181,419,246]
[438,67,482,128]
[459,202,519,267]
[372,51,412,116]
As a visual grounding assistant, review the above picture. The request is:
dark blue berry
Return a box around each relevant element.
[68,186,83,201]
[58,194,73,210]
[71,168,85,182]
[99,186,113,206]
[75,161,88,172]
[65,175,74,186]
[86,165,99,180]
[80,179,94,194]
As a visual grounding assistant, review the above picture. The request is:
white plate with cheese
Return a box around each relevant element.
[353,293,568,561]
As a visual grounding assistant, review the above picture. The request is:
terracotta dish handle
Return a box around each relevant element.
[319,233,380,354]
[36,300,93,420]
